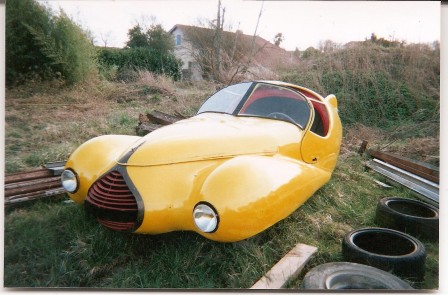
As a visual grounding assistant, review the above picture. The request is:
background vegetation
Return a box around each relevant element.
[5,0,182,86]
[4,0,439,290]
[6,0,97,85]
[97,23,182,81]
[282,36,440,128]
[97,47,182,81]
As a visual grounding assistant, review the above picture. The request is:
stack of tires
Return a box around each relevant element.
[302,197,439,290]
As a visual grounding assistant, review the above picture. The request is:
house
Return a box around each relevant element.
[169,24,203,80]
[168,24,296,81]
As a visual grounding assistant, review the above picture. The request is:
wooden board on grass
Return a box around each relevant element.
[251,243,317,289]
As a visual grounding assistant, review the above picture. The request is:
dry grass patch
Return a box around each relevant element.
[5,76,217,173]
[341,121,439,167]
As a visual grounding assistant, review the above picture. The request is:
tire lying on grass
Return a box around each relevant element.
[375,197,439,240]
[301,262,413,290]
[342,227,426,281]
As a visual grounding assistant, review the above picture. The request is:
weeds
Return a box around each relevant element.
[4,74,212,173]
[4,152,438,288]
[281,41,439,128]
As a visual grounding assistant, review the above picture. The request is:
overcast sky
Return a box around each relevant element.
[42,0,440,51]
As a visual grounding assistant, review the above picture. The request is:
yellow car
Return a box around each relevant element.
[61,81,342,242]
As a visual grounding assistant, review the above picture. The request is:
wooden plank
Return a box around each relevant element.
[368,150,439,183]
[4,177,62,197]
[5,169,53,184]
[136,110,188,135]
[5,188,66,205]
[4,163,68,205]
[147,110,182,125]
[135,122,163,135]
[174,110,187,119]
[251,243,317,289]
[5,176,61,190]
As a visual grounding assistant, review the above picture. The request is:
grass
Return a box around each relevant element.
[4,75,214,173]
[4,75,439,289]
[3,155,439,288]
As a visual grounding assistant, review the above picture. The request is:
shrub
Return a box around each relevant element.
[281,41,439,127]
[6,0,98,85]
[97,47,182,81]
[6,0,54,84]
[26,11,98,84]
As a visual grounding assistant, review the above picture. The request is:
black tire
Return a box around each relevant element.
[301,262,413,290]
[375,197,439,240]
[342,227,426,281]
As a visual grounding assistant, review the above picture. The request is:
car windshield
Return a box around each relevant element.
[239,83,311,129]
[197,82,311,129]
[197,82,253,114]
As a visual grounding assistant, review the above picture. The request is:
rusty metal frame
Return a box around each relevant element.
[366,158,439,207]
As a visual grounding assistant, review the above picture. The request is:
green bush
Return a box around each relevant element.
[98,47,182,81]
[282,41,439,127]
[6,0,54,84]
[6,0,97,85]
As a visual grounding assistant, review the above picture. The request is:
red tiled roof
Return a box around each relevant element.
[169,24,294,69]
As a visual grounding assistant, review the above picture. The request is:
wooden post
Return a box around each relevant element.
[358,140,368,155]
[251,243,317,289]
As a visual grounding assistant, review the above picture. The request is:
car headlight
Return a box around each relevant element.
[193,203,219,233]
[61,169,79,193]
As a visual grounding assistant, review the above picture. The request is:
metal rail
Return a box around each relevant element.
[368,149,439,183]
[4,162,66,206]
[366,158,439,207]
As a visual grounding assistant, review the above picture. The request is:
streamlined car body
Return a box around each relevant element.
[62,81,342,242]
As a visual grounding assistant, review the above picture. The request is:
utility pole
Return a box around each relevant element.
[251,0,264,56]
[214,0,225,80]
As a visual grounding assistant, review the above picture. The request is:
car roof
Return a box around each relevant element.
[256,80,325,102]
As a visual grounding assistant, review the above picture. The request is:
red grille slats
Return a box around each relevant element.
[95,182,133,196]
[87,172,137,209]
[103,172,126,180]
[108,171,122,177]
[89,186,136,205]
[87,196,137,210]
[99,177,129,188]
[90,190,135,204]
[86,170,140,231]
[98,219,135,231]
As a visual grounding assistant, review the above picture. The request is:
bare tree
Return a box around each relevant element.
[183,0,269,84]
[319,40,340,53]
[132,14,157,32]
[99,31,112,48]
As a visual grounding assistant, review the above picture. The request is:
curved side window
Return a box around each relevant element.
[238,83,311,129]
[310,100,330,137]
